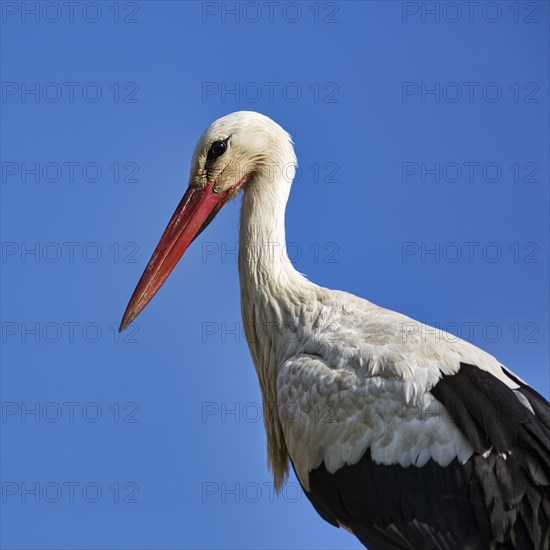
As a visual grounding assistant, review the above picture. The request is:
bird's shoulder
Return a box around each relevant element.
[293,287,515,393]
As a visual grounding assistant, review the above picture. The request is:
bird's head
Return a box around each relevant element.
[189,110,295,195]
[119,111,296,331]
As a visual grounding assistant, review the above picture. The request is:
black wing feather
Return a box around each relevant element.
[299,363,550,549]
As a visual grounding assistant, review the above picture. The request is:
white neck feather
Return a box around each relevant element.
[239,170,302,289]
[238,161,310,486]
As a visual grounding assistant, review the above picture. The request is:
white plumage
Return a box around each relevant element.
[121,111,550,549]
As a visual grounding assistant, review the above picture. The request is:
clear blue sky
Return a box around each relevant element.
[1,1,548,548]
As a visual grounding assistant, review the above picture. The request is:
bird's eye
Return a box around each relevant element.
[207,140,227,160]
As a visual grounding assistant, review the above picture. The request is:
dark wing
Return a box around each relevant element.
[299,363,550,549]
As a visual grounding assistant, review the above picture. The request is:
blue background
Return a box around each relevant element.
[1,1,548,548]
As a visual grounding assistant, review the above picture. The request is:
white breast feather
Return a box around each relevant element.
[276,289,521,490]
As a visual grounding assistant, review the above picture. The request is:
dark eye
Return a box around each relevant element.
[207,140,227,160]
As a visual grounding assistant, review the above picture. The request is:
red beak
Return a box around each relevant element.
[120,178,246,331]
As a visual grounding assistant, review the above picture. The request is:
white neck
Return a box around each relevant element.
[238,166,311,486]
[239,172,304,291]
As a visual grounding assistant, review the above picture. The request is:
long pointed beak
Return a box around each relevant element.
[119,178,245,332]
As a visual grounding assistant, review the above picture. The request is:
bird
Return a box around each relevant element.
[120,111,550,549]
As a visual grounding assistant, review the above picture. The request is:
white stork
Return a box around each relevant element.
[120,111,550,549]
